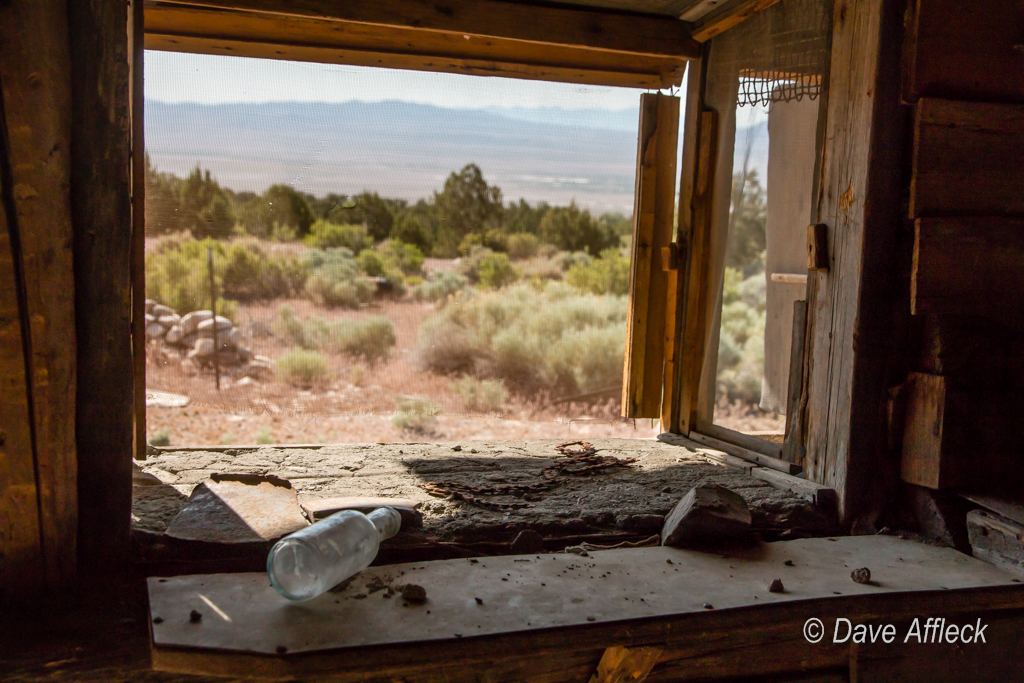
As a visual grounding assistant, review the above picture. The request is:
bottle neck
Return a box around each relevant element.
[367,507,402,541]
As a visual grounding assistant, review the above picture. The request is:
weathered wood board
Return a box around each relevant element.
[911,98,1024,218]
[912,217,1024,316]
[150,536,1016,660]
[903,0,1024,104]
[623,93,680,419]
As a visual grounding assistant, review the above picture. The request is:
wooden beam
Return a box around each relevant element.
[622,93,680,419]
[677,110,718,434]
[803,0,908,526]
[688,430,799,475]
[661,63,702,432]
[132,0,147,461]
[911,98,1024,218]
[691,0,783,42]
[912,217,1024,316]
[0,0,79,592]
[151,0,701,59]
[69,0,135,579]
[781,299,808,464]
[901,372,1024,493]
[903,0,1024,104]
[588,645,662,683]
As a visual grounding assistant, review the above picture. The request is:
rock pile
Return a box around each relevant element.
[145,300,272,378]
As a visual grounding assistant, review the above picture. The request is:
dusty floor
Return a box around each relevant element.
[133,438,832,550]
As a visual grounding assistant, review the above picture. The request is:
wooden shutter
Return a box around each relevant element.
[622,93,680,419]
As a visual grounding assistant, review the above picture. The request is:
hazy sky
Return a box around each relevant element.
[145,50,666,111]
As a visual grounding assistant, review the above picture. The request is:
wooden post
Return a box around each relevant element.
[803,0,909,526]
[0,0,79,591]
[622,93,679,419]
[131,0,146,460]
[69,0,134,580]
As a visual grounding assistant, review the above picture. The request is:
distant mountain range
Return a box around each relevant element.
[146,100,643,214]
[145,100,769,215]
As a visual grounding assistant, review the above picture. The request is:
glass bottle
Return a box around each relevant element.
[267,506,401,601]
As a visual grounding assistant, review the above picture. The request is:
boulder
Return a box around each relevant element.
[217,349,241,366]
[157,313,181,328]
[146,323,167,340]
[244,359,273,380]
[151,304,175,318]
[197,316,233,337]
[182,332,198,349]
[190,337,215,358]
[145,299,156,314]
[145,313,157,325]
[165,325,183,346]
[238,346,253,363]
[180,310,214,336]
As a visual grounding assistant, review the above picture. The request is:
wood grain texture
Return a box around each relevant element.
[782,299,808,463]
[662,60,702,432]
[145,4,687,89]
[132,0,146,461]
[803,0,908,527]
[691,0,783,42]
[687,430,799,474]
[69,0,135,579]
[901,372,1024,493]
[677,109,719,434]
[0,0,79,591]
[0,153,45,599]
[148,537,1024,681]
[911,98,1024,218]
[903,0,1024,104]
[150,0,702,59]
[912,217,1024,316]
[622,94,680,418]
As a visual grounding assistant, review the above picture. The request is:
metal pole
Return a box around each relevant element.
[208,246,220,391]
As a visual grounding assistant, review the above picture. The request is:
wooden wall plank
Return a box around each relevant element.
[69,0,135,579]
[676,110,718,433]
[145,4,687,89]
[901,372,1024,493]
[661,60,702,432]
[911,98,1024,218]
[803,0,909,526]
[0,0,79,591]
[0,153,45,599]
[903,0,1024,104]
[152,0,702,59]
[912,217,1024,316]
[131,0,147,461]
[622,94,680,418]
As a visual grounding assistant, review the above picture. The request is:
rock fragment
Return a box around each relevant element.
[661,484,752,547]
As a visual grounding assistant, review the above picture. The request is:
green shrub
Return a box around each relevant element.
[566,248,630,296]
[412,271,468,302]
[416,282,626,396]
[477,252,519,289]
[221,241,306,301]
[149,429,171,447]
[304,221,371,251]
[145,236,238,319]
[506,232,539,260]
[539,201,618,255]
[275,349,329,386]
[356,249,385,276]
[391,396,442,433]
[457,246,493,284]
[451,376,507,413]
[301,248,377,307]
[379,239,425,275]
[275,306,396,361]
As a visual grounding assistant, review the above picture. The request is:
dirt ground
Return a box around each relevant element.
[145,297,665,446]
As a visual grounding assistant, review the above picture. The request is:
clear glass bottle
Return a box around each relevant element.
[267,507,401,601]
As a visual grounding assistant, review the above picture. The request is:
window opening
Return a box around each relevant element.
[701,0,831,442]
[143,53,675,447]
